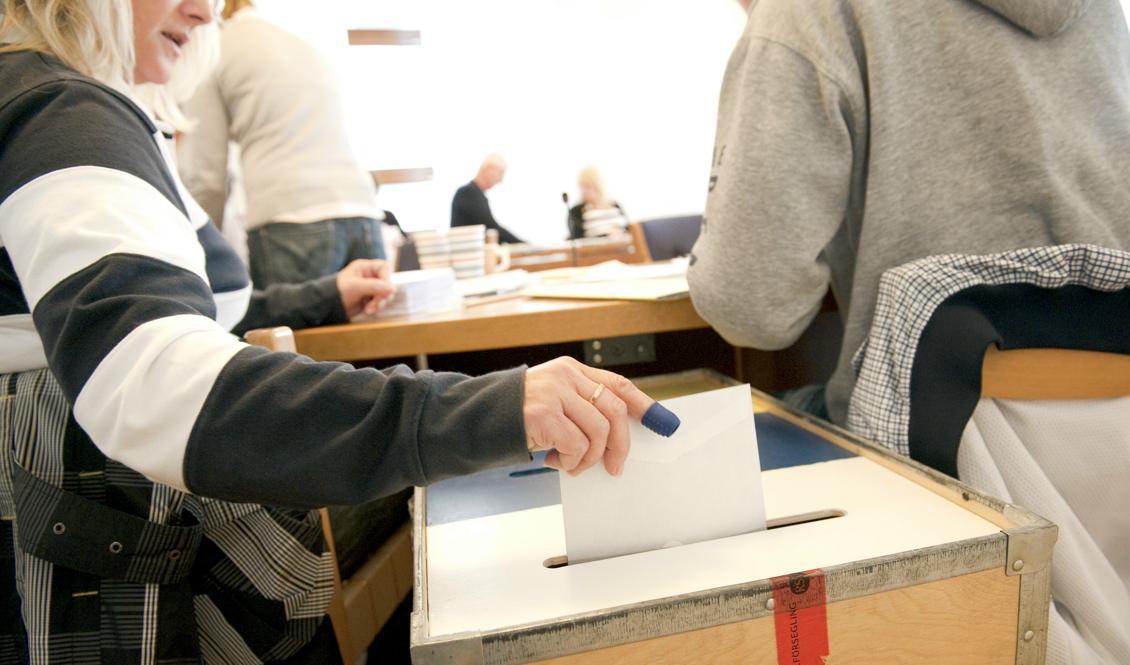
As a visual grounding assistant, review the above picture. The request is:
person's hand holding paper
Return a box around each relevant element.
[523,358,680,477]
[560,384,766,564]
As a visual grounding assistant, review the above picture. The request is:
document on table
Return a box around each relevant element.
[559,384,766,564]
[527,259,690,301]
[527,276,688,301]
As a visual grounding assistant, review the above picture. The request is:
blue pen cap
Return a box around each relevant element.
[642,402,680,437]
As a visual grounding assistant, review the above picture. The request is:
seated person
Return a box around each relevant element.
[568,167,629,240]
[451,154,524,243]
[687,0,1130,427]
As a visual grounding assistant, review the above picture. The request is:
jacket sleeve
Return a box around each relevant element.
[687,32,862,350]
[232,275,348,337]
[494,223,524,244]
[0,79,530,509]
[453,187,525,243]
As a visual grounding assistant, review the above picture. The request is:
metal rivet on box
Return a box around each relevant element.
[1024,630,1035,642]
[1012,559,1025,572]
[766,598,775,611]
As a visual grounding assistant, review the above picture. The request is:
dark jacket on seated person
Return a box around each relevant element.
[451,181,523,243]
[567,202,628,240]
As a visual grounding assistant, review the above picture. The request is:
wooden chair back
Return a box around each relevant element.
[509,228,652,272]
[242,327,355,663]
[981,345,1130,401]
[574,226,651,267]
[627,221,653,263]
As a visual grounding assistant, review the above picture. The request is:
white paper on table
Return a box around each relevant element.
[559,384,766,564]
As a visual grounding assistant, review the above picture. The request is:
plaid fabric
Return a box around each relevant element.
[0,369,334,664]
[846,244,1130,455]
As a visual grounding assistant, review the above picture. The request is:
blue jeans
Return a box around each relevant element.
[247,217,386,288]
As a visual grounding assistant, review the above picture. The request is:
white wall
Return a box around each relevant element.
[254,1,748,241]
[252,1,1130,240]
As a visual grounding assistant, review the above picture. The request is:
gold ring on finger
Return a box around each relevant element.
[589,384,605,404]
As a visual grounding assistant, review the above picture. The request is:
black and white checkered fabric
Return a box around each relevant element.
[0,369,334,664]
[846,244,1130,455]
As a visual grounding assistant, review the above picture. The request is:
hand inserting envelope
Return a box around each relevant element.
[560,384,767,564]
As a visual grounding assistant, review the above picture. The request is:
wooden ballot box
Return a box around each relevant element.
[409,371,1055,665]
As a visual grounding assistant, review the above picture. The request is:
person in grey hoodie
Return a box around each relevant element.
[688,0,1130,427]
[689,2,1130,661]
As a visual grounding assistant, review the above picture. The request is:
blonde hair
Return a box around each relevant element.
[0,0,134,89]
[221,0,252,21]
[578,167,611,209]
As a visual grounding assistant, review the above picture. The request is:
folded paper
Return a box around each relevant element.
[560,384,766,563]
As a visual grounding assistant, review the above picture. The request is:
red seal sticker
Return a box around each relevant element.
[771,569,830,665]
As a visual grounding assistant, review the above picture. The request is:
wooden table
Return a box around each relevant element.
[294,296,708,363]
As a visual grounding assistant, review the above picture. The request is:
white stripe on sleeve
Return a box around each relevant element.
[0,166,207,309]
[73,314,246,491]
[0,314,48,374]
[214,285,253,332]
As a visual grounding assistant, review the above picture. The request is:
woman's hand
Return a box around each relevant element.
[523,357,656,477]
[337,259,396,317]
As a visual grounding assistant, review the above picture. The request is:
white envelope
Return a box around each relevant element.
[559,384,767,564]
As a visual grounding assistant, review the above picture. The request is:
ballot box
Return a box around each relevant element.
[410,370,1055,665]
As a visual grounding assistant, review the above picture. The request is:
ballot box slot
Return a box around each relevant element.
[764,508,846,529]
[542,508,846,569]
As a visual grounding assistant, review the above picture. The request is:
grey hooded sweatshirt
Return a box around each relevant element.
[688,0,1130,425]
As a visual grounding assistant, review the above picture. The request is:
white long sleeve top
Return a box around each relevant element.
[179,9,381,230]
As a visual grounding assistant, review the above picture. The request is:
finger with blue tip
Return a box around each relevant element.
[642,401,680,437]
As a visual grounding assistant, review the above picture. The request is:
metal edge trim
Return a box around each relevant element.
[476,534,1008,665]
[1014,565,1052,664]
[751,387,1056,534]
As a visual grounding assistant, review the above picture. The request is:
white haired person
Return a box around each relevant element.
[451,154,525,243]
[0,1,673,661]
[567,167,629,240]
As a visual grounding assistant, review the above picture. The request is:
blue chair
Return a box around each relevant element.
[638,215,703,261]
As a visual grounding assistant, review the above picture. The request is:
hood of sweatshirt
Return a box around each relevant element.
[971,0,1094,37]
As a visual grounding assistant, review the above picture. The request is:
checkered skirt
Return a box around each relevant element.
[0,369,334,664]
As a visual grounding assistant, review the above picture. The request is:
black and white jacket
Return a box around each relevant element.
[0,50,530,508]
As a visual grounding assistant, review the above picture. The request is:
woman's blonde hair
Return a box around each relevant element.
[221,0,252,21]
[0,0,134,88]
[578,167,611,209]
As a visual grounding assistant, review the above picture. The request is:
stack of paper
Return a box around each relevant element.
[454,270,532,299]
[559,384,767,564]
[359,268,460,319]
[527,259,690,301]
